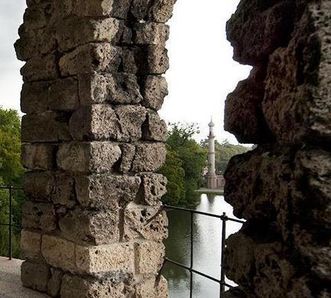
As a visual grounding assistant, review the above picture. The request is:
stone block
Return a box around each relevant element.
[23,171,76,207]
[132,143,166,172]
[22,201,57,232]
[69,104,119,141]
[55,0,131,19]
[119,144,136,173]
[130,0,175,23]
[60,275,127,298]
[59,43,121,76]
[79,72,143,105]
[47,268,63,297]
[123,203,168,241]
[75,174,141,209]
[135,276,168,298]
[56,17,121,52]
[21,81,49,114]
[41,235,76,272]
[145,45,169,74]
[134,22,169,45]
[115,105,147,141]
[48,77,79,111]
[143,111,167,142]
[21,261,50,292]
[21,112,71,143]
[140,174,167,206]
[59,208,119,245]
[15,25,56,61]
[20,230,42,261]
[148,0,176,23]
[135,241,165,275]
[57,142,121,173]
[21,54,58,81]
[142,75,168,111]
[75,242,134,275]
[22,143,56,170]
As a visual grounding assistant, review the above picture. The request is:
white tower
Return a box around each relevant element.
[207,118,217,189]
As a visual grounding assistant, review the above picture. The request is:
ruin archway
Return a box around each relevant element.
[15,0,330,297]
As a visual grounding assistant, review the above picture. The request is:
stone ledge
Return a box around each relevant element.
[0,257,48,298]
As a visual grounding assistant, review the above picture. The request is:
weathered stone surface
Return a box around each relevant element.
[142,75,168,110]
[60,275,128,298]
[226,0,295,65]
[262,3,331,144]
[23,171,75,207]
[57,142,121,173]
[225,67,272,144]
[135,276,168,298]
[79,72,143,105]
[48,78,79,111]
[21,81,49,114]
[123,203,168,241]
[75,243,135,275]
[139,174,167,206]
[143,110,167,141]
[131,0,176,23]
[135,241,165,275]
[59,43,121,76]
[20,230,42,261]
[15,25,56,61]
[21,54,58,81]
[115,105,147,141]
[22,201,56,232]
[22,144,56,170]
[119,144,136,173]
[134,22,169,45]
[59,208,119,245]
[56,17,121,52]
[47,268,63,297]
[132,143,166,172]
[21,261,50,292]
[75,174,141,209]
[21,112,71,142]
[69,105,119,141]
[41,235,76,272]
[17,0,173,294]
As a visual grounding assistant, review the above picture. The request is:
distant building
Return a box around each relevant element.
[206,119,225,189]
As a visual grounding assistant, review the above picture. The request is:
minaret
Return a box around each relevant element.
[207,118,217,189]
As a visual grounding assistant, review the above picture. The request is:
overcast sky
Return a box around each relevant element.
[0,0,251,144]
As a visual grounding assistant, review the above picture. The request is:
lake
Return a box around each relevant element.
[163,194,243,298]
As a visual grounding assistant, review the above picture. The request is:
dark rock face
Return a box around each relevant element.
[224,1,331,297]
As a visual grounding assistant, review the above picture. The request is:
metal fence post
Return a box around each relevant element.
[8,186,13,260]
[190,211,194,298]
[220,212,227,296]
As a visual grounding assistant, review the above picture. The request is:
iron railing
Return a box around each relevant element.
[0,185,23,260]
[0,185,245,297]
[161,204,245,298]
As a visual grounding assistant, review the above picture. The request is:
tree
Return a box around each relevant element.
[160,123,207,207]
[0,107,24,258]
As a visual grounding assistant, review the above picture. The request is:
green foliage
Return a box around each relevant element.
[160,123,207,207]
[201,139,250,174]
[0,107,24,258]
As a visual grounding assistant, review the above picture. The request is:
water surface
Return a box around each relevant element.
[163,194,242,298]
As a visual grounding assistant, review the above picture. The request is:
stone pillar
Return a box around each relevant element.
[224,1,330,297]
[15,0,175,296]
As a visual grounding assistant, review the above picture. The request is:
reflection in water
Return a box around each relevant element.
[163,195,242,298]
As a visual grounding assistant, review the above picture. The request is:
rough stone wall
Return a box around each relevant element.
[224,1,330,297]
[15,0,175,297]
